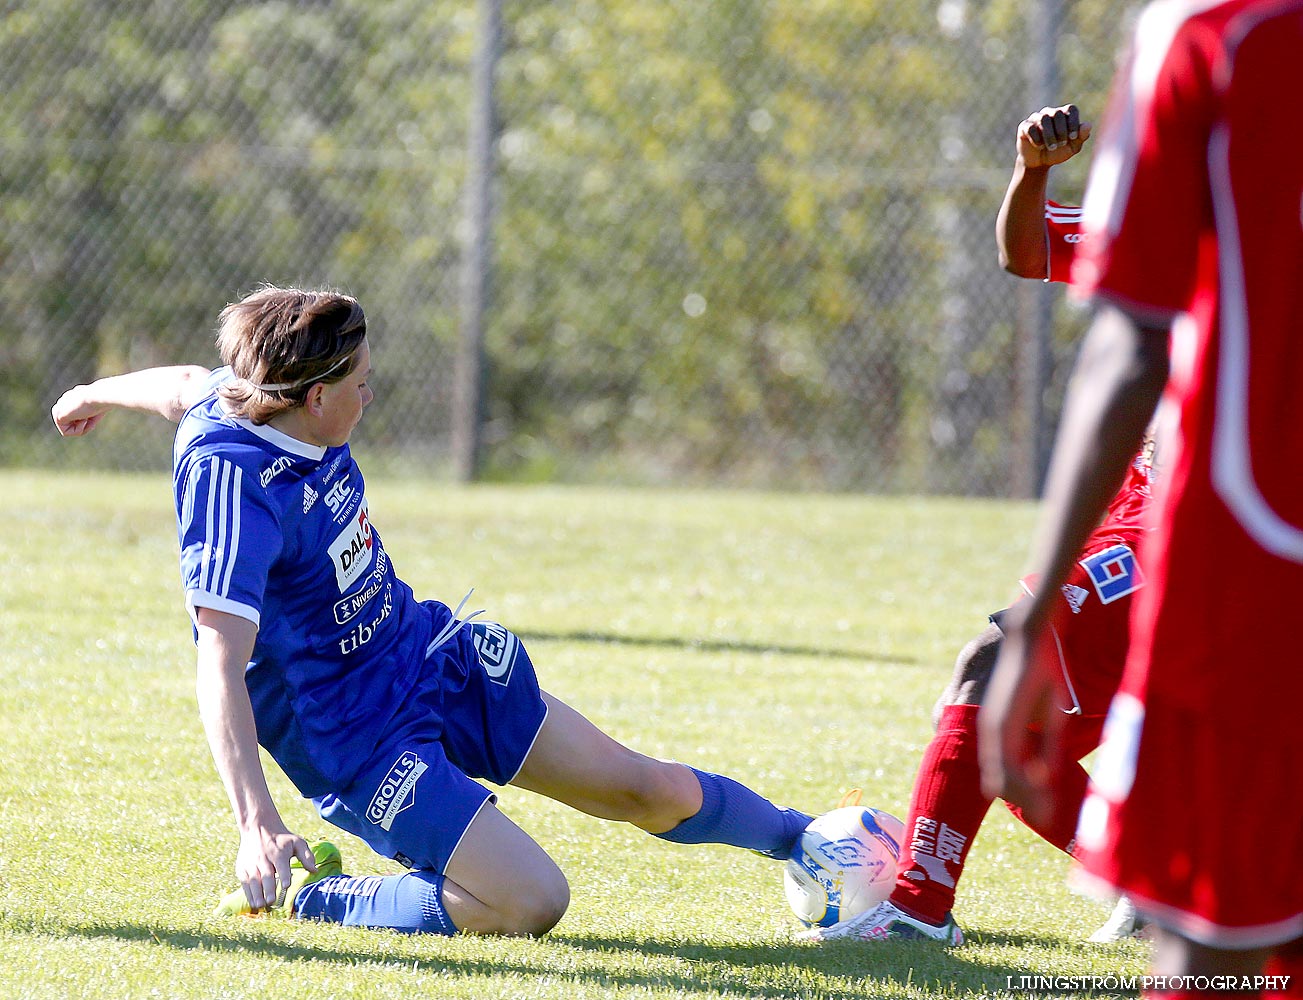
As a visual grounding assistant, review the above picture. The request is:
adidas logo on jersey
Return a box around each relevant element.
[1061,583,1090,614]
[303,483,319,513]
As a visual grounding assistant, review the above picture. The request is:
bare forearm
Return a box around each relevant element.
[998,106,1092,278]
[195,618,282,833]
[52,365,211,436]
[194,608,310,911]
[996,159,1052,277]
[91,365,210,419]
[1015,305,1169,628]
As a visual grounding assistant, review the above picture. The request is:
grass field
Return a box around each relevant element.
[0,470,1148,999]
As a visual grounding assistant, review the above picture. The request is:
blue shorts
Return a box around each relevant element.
[313,609,548,872]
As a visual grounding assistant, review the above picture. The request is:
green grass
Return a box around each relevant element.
[0,471,1149,999]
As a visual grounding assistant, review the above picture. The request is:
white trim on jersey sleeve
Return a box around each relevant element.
[178,450,282,628]
[1044,203,1083,225]
[199,458,241,598]
[186,589,261,628]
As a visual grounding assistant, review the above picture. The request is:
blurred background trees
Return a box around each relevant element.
[0,0,1132,494]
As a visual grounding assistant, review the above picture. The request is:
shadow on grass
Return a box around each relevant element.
[14,917,1057,999]
[518,627,918,666]
[559,931,1042,995]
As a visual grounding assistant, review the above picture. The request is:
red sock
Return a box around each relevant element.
[889,704,993,924]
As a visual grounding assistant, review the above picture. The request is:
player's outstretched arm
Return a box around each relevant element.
[194,607,316,912]
[996,104,1092,278]
[51,364,212,436]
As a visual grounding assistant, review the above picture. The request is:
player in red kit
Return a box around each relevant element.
[982,2,1303,994]
[805,104,1153,946]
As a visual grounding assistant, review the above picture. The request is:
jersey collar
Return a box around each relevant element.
[230,416,327,461]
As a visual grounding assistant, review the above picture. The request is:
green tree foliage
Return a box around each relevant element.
[0,0,469,466]
[0,0,1132,491]
[487,0,1097,489]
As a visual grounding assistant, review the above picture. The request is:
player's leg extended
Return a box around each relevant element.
[889,624,1001,927]
[908,622,1097,895]
[293,802,569,936]
[804,627,1002,944]
[512,692,812,858]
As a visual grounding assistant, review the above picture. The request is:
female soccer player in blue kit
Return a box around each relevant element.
[52,285,812,936]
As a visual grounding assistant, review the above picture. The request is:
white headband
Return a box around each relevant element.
[248,353,351,392]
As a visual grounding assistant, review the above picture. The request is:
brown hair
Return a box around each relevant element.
[216,286,367,424]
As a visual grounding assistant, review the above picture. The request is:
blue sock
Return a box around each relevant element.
[653,768,812,860]
[294,871,457,935]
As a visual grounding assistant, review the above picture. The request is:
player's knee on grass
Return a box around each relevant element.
[506,887,570,937]
[486,870,570,937]
[931,622,1003,729]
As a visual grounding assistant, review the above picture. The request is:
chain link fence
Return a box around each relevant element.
[0,0,1138,496]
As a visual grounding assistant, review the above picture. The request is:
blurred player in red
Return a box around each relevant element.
[982,2,1303,996]
[805,104,1153,945]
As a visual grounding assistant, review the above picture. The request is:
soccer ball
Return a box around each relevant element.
[783,805,905,927]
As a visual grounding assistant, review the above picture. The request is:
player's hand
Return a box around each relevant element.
[51,386,110,437]
[1017,104,1092,169]
[977,614,1070,830]
[235,826,316,912]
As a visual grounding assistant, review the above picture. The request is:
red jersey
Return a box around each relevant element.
[1076,0,1303,538]
[1100,444,1153,536]
[1070,0,1303,946]
[1075,0,1303,666]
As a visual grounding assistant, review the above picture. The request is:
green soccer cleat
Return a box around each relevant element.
[212,840,343,919]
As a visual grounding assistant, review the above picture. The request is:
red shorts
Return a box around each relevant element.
[992,538,1142,842]
[1074,689,1303,948]
[1073,506,1303,947]
[1001,532,1143,723]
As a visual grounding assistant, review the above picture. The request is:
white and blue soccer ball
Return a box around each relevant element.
[783,805,905,927]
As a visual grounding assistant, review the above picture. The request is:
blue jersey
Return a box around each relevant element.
[173,368,434,793]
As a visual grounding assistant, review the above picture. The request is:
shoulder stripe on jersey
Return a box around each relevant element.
[221,464,243,596]
[214,458,232,595]
[201,457,244,598]
[1045,204,1083,222]
[203,459,220,594]
[216,458,231,594]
